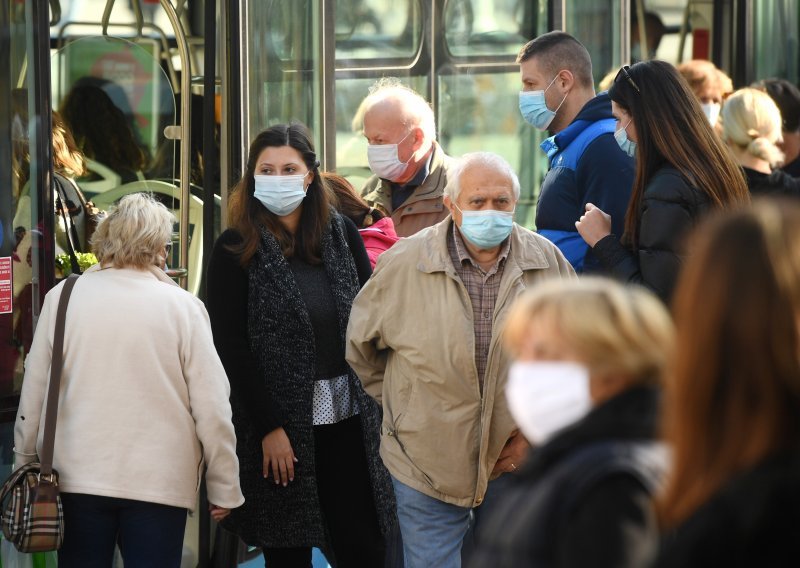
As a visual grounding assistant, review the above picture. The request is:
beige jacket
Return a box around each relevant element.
[346,219,576,507]
[14,264,244,512]
[361,142,454,237]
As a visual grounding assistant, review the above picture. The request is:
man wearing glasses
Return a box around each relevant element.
[517,31,634,273]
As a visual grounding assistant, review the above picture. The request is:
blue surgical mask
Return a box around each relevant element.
[519,75,568,131]
[614,120,637,158]
[455,205,514,249]
[254,172,310,216]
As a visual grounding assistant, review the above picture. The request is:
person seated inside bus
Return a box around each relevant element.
[721,87,800,197]
[323,172,399,268]
[676,60,733,129]
[59,79,149,187]
[356,77,455,237]
[754,78,800,177]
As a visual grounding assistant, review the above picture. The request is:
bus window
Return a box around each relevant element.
[565,0,625,85]
[444,0,531,57]
[753,0,799,83]
[246,0,319,147]
[336,0,422,60]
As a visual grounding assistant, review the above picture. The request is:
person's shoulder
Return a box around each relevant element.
[644,167,698,203]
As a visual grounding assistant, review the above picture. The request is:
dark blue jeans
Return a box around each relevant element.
[58,492,188,567]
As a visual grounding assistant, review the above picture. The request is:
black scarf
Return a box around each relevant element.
[225,213,395,549]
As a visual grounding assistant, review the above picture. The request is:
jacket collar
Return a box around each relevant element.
[520,385,661,480]
[369,142,448,210]
[416,217,551,275]
[85,262,180,287]
[541,93,614,160]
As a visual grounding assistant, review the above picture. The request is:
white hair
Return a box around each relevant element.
[355,77,437,141]
[91,192,175,269]
[722,88,785,168]
[445,152,521,202]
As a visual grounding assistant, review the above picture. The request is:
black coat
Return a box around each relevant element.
[469,386,667,568]
[743,166,800,197]
[593,166,711,304]
[656,449,800,568]
[206,214,395,550]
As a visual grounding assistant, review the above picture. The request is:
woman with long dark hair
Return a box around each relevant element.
[206,123,393,567]
[655,200,800,566]
[576,60,750,303]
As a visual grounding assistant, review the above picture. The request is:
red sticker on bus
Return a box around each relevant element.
[0,257,11,315]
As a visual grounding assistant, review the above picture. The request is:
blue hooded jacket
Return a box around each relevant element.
[536,93,635,272]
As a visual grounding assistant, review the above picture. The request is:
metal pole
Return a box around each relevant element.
[160,0,192,291]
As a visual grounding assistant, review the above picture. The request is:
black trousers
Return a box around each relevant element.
[263,414,385,567]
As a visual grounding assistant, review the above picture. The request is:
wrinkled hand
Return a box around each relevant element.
[262,427,298,487]
[492,429,530,476]
[575,203,612,248]
[209,504,230,522]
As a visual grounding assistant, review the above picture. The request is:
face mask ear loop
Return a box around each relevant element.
[551,73,570,114]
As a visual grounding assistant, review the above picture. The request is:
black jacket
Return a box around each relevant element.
[592,166,710,304]
[469,386,666,568]
[743,166,800,197]
[656,449,800,567]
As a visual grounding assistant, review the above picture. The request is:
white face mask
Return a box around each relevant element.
[505,361,592,445]
[253,172,309,216]
[366,130,413,181]
[701,102,721,127]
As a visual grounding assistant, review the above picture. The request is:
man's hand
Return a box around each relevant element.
[491,429,530,476]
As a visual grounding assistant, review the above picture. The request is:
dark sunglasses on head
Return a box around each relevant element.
[615,65,641,94]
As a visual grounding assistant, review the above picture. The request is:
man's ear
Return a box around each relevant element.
[557,68,576,91]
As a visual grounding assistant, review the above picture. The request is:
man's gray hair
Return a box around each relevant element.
[445,152,521,202]
[353,77,437,141]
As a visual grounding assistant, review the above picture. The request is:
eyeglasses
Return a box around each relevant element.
[615,65,641,94]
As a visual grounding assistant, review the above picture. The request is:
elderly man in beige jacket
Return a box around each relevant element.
[347,152,576,568]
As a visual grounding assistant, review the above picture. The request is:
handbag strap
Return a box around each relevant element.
[39,274,79,477]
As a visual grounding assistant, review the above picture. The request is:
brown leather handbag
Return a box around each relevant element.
[0,274,79,552]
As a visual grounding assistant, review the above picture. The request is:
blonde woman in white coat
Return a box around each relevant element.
[14,193,244,568]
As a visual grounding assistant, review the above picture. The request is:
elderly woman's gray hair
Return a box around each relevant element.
[445,152,522,202]
[91,193,175,269]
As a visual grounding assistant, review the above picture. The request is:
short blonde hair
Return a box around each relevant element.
[91,193,175,269]
[504,278,674,384]
[722,87,785,167]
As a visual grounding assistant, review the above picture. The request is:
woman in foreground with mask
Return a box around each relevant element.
[468,277,673,568]
[655,200,800,566]
[576,60,750,304]
[206,123,393,567]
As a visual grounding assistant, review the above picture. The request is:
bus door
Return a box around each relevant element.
[231,0,553,231]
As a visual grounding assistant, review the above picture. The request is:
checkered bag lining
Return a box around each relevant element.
[0,462,63,552]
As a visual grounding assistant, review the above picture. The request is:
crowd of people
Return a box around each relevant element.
[11,27,800,568]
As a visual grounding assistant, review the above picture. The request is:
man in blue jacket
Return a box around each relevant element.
[518,32,634,272]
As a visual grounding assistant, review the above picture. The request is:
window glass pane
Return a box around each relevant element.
[566,0,622,86]
[335,0,422,61]
[753,0,799,83]
[445,0,540,57]
[247,0,321,148]
[1,2,48,467]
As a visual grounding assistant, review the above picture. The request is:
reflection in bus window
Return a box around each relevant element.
[248,0,319,143]
[335,0,422,60]
[444,0,529,57]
